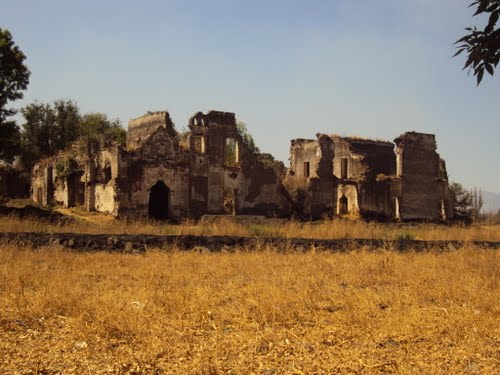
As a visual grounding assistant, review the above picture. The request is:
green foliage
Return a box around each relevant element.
[21,100,80,168]
[79,113,126,145]
[20,100,126,169]
[224,138,238,166]
[0,28,30,162]
[55,158,81,179]
[236,121,260,154]
[455,0,500,85]
[450,182,474,221]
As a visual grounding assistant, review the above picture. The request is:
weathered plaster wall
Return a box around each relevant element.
[289,139,319,179]
[30,109,452,223]
[187,110,290,218]
[126,125,190,219]
[395,132,445,220]
[337,138,395,219]
[127,111,176,152]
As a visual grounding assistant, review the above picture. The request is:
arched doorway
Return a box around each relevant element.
[149,180,170,220]
[339,195,348,215]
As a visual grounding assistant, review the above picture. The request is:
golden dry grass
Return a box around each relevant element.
[0,243,498,374]
[1,213,500,242]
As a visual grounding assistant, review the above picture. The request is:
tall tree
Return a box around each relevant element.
[20,100,125,169]
[450,182,474,222]
[455,0,500,85]
[0,28,30,162]
[471,187,484,220]
[20,100,80,169]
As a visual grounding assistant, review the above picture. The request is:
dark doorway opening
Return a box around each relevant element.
[149,180,170,220]
[339,195,348,215]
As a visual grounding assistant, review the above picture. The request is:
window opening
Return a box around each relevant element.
[341,158,348,179]
[225,138,239,166]
[304,162,310,178]
[339,195,348,215]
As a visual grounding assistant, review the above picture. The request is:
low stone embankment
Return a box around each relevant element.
[0,232,498,252]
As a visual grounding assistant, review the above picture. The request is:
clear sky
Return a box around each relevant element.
[1,0,499,192]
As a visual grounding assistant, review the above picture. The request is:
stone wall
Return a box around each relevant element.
[188,110,290,218]
[127,111,176,151]
[287,131,448,221]
[30,109,452,222]
[394,132,450,220]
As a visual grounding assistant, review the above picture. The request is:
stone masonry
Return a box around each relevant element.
[31,110,452,222]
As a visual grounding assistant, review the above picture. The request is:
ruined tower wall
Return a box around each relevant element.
[395,132,443,220]
[341,139,396,218]
[127,112,176,152]
[289,139,319,179]
[188,111,290,218]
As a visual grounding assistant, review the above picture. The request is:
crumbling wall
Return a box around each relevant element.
[286,135,336,219]
[30,108,453,223]
[32,159,60,206]
[286,131,450,221]
[126,125,190,219]
[188,110,290,218]
[237,154,290,217]
[31,138,123,215]
[289,139,319,179]
[336,137,396,219]
[127,111,176,152]
[187,111,236,216]
[90,146,122,214]
[394,132,445,220]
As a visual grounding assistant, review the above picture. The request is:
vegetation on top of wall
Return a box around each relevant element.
[20,100,126,171]
[236,121,260,155]
[55,158,82,179]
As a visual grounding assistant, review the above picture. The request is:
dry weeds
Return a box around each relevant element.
[0,243,498,374]
[1,213,500,242]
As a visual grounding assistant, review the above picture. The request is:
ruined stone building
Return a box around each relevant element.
[31,109,453,222]
[31,111,290,220]
[287,132,453,221]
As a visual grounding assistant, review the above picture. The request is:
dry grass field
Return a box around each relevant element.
[0,206,499,374]
[1,212,500,242]
[0,241,499,374]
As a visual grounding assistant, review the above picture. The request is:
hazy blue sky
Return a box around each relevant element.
[1,0,499,192]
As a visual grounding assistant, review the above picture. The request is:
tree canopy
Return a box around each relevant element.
[20,100,126,169]
[455,0,500,85]
[0,28,30,162]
